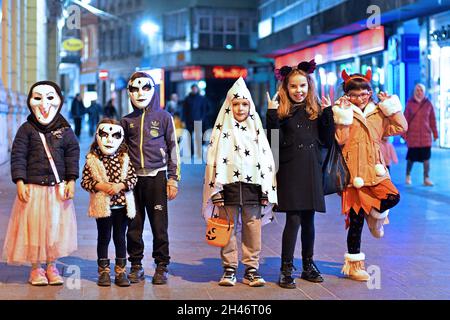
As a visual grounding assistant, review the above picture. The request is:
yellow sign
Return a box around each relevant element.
[62,38,84,51]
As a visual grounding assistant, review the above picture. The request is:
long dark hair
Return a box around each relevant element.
[89,118,128,159]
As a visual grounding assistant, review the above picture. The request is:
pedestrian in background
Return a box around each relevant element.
[380,136,398,172]
[71,93,85,138]
[88,99,102,136]
[166,93,180,115]
[403,83,438,186]
[104,98,118,120]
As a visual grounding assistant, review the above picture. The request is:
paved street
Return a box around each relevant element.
[1,130,450,300]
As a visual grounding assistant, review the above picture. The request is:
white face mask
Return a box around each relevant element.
[96,124,124,156]
[128,77,155,109]
[29,85,61,125]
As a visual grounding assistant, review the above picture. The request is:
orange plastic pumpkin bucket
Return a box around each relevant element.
[205,208,234,247]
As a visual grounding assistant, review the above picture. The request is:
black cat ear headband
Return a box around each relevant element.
[275,59,317,81]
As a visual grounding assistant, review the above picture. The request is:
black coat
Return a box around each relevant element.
[222,182,264,206]
[183,93,208,132]
[11,122,80,186]
[266,106,334,212]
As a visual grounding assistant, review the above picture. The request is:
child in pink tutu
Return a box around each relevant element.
[2,81,79,286]
[380,136,398,172]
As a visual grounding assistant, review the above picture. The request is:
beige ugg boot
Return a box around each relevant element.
[365,208,389,238]
[342,253,370,281]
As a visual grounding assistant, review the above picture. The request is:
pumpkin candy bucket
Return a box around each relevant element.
[205,207,234,247]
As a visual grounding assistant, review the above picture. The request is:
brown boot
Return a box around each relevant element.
[341,253,370,281]
[114,258,130,287]
[97,259,111,287]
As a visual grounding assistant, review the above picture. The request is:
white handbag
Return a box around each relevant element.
[38,132,66,199]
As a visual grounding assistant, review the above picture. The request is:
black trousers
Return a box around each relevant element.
[96,207,128,259]
[347,194,400,254]
[281,210,315,262]
[127,172,170,266]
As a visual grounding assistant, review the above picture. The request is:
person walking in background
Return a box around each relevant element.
[88,99,102,136]
[166,93,180,115]
[104,99,119,120]
[71,93,85,138]
[380,137,398,172]
[183,84,209,160]
[403,83,438,186]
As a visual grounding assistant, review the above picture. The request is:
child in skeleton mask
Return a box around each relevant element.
[81,119,138,287]
[3,81,79,286]
[202,77,277,287]
[121,72,180,285]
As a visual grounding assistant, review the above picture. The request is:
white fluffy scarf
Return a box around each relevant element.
[85,152,136,219]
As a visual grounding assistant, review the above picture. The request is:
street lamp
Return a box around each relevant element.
[141,21,160,37]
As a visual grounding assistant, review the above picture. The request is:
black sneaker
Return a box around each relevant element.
[279,262,296,289]
[243,268,265,287]
[218,267,236,286]
[128,264,145,283]
[301,258,324,283]
[152,264,168,285]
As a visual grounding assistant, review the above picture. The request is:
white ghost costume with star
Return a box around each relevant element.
[202,77,277,225]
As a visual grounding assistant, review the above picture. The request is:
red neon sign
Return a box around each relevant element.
[182,67,204,80]
[212,66,248,79]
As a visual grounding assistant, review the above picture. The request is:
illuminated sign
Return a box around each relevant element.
[182,67,204,80]
[211,66,248,79]
[62,38,84,51]
[99,70,109,80]
[275,27,385,68]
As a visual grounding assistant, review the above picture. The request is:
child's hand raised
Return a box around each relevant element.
[336,95,352,108]
[17,180,30,203]
[321,95,331,110]
[266,91,279,110]
[377,91,390,102]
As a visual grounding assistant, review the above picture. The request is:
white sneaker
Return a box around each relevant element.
[406,175,412,185]
[219,267,236,286]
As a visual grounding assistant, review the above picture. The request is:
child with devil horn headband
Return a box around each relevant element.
[332,68,408,281]
[3,81,79,286]
[266,59,336,288]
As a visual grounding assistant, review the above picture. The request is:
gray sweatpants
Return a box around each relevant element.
[218,205,262,270]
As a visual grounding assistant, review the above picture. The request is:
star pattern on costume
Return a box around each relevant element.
[222,132,230,139]
[234,145,241,152]
[233,170,240,178]
[272,185,276,191]
[216,123,223,130]
[225,107,231,114]
[223,157,229,164]
[209,181,215,188]
[234,122,240,128]
[262,148,266,154]
[268,165,273,172]
[244,149,250,156]
[240,126,247,132]
[242,95,246,100]
[254,138,259,144]
[260,172,265,179]
[214,172,219,178]
[245,175,252,182]
[256,129,260,136]
[249,114,255,120]
[256,163,261,170]
[233,93,240,99]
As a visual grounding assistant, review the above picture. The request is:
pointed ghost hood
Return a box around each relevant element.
[202,77,277,222]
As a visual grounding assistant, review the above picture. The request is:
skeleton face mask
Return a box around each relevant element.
[29,85,61,125]
[128,77,155,109]
[96,124,124,156]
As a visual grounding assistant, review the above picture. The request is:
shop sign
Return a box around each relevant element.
[62,38,84,51]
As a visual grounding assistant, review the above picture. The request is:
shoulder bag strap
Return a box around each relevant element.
[38,132,61,184]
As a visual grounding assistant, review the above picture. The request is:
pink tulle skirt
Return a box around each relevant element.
[2,184,78,265]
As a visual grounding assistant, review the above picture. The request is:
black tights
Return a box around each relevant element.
[96,207,128,259]
[347,194,400,254]
[281,210,315,262]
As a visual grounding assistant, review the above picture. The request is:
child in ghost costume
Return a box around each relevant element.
[3,81,79,286]
[332,70,408,281]
[81,119,138,287]
[202,77,277,287]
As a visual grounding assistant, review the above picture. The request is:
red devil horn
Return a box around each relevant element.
[365,68,372,82]
[341,70,351,82]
